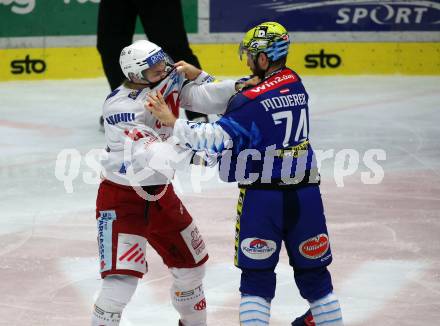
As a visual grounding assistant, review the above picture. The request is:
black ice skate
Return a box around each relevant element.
[292,309,315,325]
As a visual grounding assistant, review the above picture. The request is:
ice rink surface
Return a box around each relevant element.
[0,75,439,325]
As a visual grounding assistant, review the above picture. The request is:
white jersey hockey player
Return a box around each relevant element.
[101,41,236,187]
[92,40,238,326]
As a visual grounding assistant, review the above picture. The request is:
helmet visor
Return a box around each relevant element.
[238,42,247,61]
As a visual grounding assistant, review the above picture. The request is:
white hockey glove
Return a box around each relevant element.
[190,151,219,167]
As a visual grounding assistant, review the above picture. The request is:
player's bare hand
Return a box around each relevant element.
[243,76,261,87]
[145,91,177,127]
[174,61,202,81]
[235,76,261,92]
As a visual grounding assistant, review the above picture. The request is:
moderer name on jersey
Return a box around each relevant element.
[260,93,306,111]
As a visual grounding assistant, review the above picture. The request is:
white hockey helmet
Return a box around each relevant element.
[119,40,172,84]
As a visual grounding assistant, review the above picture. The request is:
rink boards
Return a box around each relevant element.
[0,42,439,81]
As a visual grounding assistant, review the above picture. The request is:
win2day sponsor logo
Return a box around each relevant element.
[305,49,341,69]
[241,237,277,260]
[11,55,46,74]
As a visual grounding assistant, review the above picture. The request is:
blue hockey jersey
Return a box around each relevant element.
[173,67,319,186]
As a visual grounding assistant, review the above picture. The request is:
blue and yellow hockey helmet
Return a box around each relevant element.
[239,22,290,62]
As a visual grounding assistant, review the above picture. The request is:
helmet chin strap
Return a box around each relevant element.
[137,64,176,88]
[148,67,176,89]
[127,75,159,88]
[142,76,158,87]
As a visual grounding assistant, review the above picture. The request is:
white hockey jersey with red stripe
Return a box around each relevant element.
[101,69,235,186]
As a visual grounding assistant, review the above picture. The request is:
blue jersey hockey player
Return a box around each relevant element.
[147,22,344,326]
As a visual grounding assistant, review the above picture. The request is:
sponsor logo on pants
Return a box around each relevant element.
[97,210,116,273]
[241,237,277,260]
[116,233,147,274]
[299,234,330,259]
[194,298,206,311]
[180,222,207,263]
